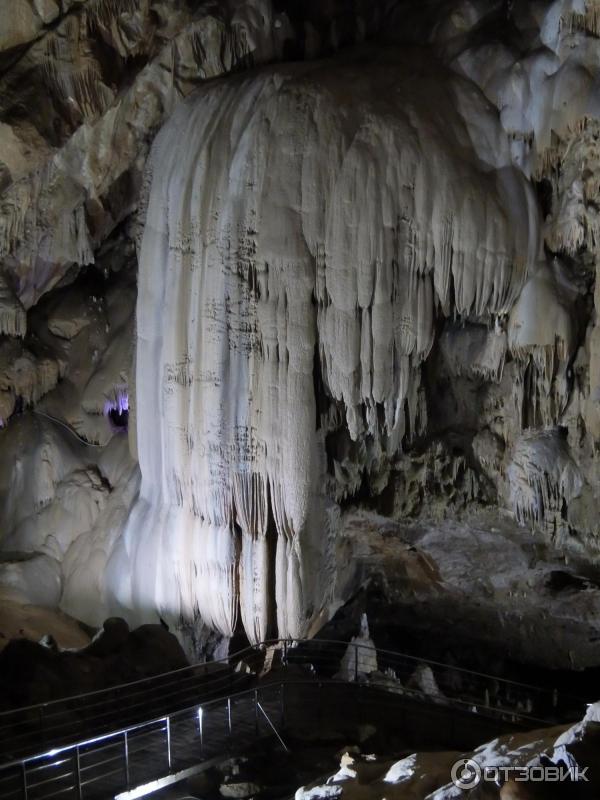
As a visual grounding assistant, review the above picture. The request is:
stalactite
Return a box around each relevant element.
[0,275,26,338]
[561,1,600,36]
[440,324,507,383]
[0,342,60,408]
[235,473,269,644]
[508,430,583,533]
[508,262,574,427]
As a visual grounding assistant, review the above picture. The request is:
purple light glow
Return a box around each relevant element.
[104,387,129,417]
[104,387,129,430]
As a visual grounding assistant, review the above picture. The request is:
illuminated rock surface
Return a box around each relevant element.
[294,701,600,799]
[0,0,600,665]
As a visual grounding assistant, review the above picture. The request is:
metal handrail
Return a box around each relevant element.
[256,701,289,752]
[308,645,584,708]
[0,636,583,721]
[0,682,287,799]
[0,675,538,774]
[0,640,269,719]
[303,639,563,693]
[0,681,280,771]
[0,636,586,775]
[0,670,588,800]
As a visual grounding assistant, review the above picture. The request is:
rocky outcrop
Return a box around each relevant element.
[294,702,600,799]
[0,586,90,653]
[0,616,188,709]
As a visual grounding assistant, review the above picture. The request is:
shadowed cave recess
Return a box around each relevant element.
[2,0,600,742]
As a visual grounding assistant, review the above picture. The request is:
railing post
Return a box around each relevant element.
[166,716,172,771]
[198,707,204,757]
[123,730,130,788]
[354,643,359,682]
[38,707,44,748]
[74,745,82,800]
[21,763,28,800]
[357,674,362,725]
[318,682,323,730]
[227,697,232,744]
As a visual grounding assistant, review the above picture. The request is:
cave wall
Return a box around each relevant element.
[1,0,600,664]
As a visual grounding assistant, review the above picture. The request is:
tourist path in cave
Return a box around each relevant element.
[0,639,587,800]
[0,683,284,800]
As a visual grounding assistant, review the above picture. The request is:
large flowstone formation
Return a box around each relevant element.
[107,51,540,643]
